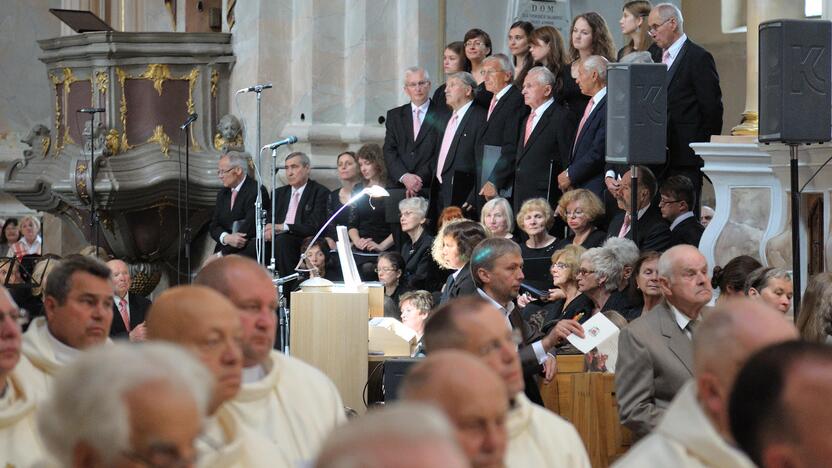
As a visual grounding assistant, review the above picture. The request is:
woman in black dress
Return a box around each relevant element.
[564,12,615,119]
[349,144,393,279]
[517,198,559,292]
[528,26,568,102]
[463,28,494,106]
[555,189,607,250]
[398,196,437,291]
[508,20,535,89]
[432,41,470,114]
[325,151,363,249]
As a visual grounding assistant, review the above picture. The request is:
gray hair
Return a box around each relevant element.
[527,66,556,88]
[399,196,429,219]
[745,267,792,294]
[470,237,522,287]
[480,197,514,234]
[222,150,249,170]
[45,256,112,305]
[582,55,608,83]
[658,245,703,279]
[286,151,311,168]
[18,215,41,234]
[483,54,515,80]
[602,237,640,269]
[448,71,477,92]
[655,3,684,33]
[38,342,213,467]
[620,51,655,64]
[582,247,623,293]
[404,66,431,84]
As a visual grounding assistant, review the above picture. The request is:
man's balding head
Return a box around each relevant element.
[402,350,508,468]
[106,259,131,299]
[693,298,798,440]
[146,286,243,412]
[657,245,713,318]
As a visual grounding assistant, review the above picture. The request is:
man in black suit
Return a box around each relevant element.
[264,152,329,277]
[383,66,441,198]
[558,55,608,199]
[648,3,723,210]
[107,259,151,341]
[431,71,487,215]
[607,165,672,252]
[659,175,704,247]
[209,151,270,260]
[476,54,526,206]
[514,66,577,213]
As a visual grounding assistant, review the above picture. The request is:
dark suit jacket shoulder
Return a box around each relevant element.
[209,176,271,258]
[476,85,526,193]
[446,265,477,300]
[109,293,152,338]
[274,179,329,238]
[401,232,437,291]
[433,103,488,208]
[670,215,704,247]
[569,94,607,197]
[607,205,672,252]
[383,100,442,188]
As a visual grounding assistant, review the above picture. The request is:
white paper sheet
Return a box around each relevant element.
[566,312,620,354]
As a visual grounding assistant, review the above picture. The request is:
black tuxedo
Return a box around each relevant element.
[271,179,329,276]
[400,232,437,291]
[569,94,607,198]
[439,264,477,304]
[209,176,271,259]
[383,100,442,191]
[513,100,577,213]
[431,103,488,210]
[670,214,704,248]
[109,293,152,339]
[607,205,672,252]
[475,85,526,200]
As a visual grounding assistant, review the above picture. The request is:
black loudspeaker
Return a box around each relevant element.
[382,357,421,401]
[606,63,667,165]
[759,19,832,144]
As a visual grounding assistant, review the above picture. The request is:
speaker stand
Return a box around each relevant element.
[789,144,801,322]
[629,165,639,243]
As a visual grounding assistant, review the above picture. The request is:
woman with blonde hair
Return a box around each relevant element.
[7,216,41,258]
[797,272,832,343]
[480,197,514,239]
[555,189,606,249]
[517,198,558,291]
[617,1,661,61]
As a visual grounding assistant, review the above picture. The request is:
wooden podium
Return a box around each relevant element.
[290,287,369,413]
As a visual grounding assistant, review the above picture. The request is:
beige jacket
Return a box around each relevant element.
[197,405,291,468]
[0,367,47,467]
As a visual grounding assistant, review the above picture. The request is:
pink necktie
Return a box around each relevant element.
[413,108,422,140]
[230,189,238,209]
[487,97,498,121]
[119,298,130,332]
[618,213,632,238]
[523,110,536,146]
[662,50,671,66]
[285,191,301,225]
[574,98,595,146]
[436,113,459,183]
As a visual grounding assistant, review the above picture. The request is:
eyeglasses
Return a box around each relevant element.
[405,80,430,89]
[552,262,570,270]
[658,199,683,207]
[375,267,399,273]
[648,18,671,35]
[564,210,585,218]
[477,329,523,356]
[480,68,504,76]
[216,167,235,176]
[465,40,485,48]
[576,268,596,277]
[0,308,28,327]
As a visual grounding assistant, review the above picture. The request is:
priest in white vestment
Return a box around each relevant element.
[614,299,798,467]
[196,255,346,464]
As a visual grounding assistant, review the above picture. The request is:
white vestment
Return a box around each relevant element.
[197,405,292,468]
[0,365,47,467]
[613,382,754,468]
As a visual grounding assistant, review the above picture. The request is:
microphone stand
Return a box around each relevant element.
[182,120,194,283]
[81,109,104,254]
[269,147,278,276]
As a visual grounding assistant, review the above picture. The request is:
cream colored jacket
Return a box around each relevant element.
[197,405,291,468]
[0,366,47,468]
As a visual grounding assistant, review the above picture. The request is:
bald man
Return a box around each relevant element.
[402,350,509,468]
[107,259,151,341]
[146,286,290,468]
[614,299,797,467]
[195,256,345,464]
[423,296,590,467]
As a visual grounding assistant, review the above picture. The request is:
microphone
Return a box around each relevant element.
[180,113,198,129]
[264,136,298,150]
[236,83,273,94]
[78,107,105,113]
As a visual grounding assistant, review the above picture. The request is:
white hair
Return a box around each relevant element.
[620,51,655,64]
[582,247,624,293]
[480,197,514,234]
[602,237,640,268]
[399,196,429,219]
[38,342,214,466]
[448,71,478,91]
[222,150,249,170]
[527,66,556,88]
[655,3,684,33]
[483,53,515,80]
[581,55,608,83]
[404,66,431,84]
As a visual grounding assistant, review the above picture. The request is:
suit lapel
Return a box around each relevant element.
[517,104,553,164]
[571,96,606,161]
[658,302,694,374]
[404,104,415,143]
[441,108,473,176]
[666,39,689,86]
[414,100,436,146]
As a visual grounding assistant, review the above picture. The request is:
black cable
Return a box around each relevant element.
[799,152,832,193]
[176,138,183,285]
[363,361,385,408]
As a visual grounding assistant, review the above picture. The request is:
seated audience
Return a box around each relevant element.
[300,237,339,281]
[796,272,832,343]
[730,341,832,468]
[195,257,345,464]
[17,256,114,400]
[555,188,607,249]
[398,197,436,291]
[402,350,509,468]
[701,205,715,227]
[23,255,60,323]
[315,403,468,468]
[603,236,641,288]
[7,216,41,258]
[659,175,705,247]
[0,218,19,255]
[265,151,329,278]
[0,257,21,285]
[349,144,394,278]
[615,245,713,437]
[438,205,464,230]
[423,296,591,467]
[146,285,289,466]
[435,220,488,304]
[37,342,212,468]
[0,286,46,466]
[377,251,406,311]
[712,255,762,304]
[399,290,433,353]
[628,251,662,318]
[481,197,515,239]
[517,198,559,291]
[614,299,797,467]
[107,258,151,341]
[324,151,363,249]
[607,165,672,252]
[744,267,793,314]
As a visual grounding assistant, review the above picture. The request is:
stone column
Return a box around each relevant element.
[731,0,805,135]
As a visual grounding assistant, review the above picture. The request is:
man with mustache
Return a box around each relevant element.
[616,244,713,437]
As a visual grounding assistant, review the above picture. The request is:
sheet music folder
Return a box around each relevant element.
[50,9,114,33]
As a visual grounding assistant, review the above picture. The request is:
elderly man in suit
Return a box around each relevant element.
[476,54,525,205]
[431,71,487,215]
[607,165,672,252]
[107,259,151,341]
[614,299,797,467]
[209,151,270,260]
[558,55,608,198]
[659,175,704,247]
[514,66,576,213]
[383,66,441,198]
[649,3,723,211]
[616,244,713,437]
[264,152,329,277]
